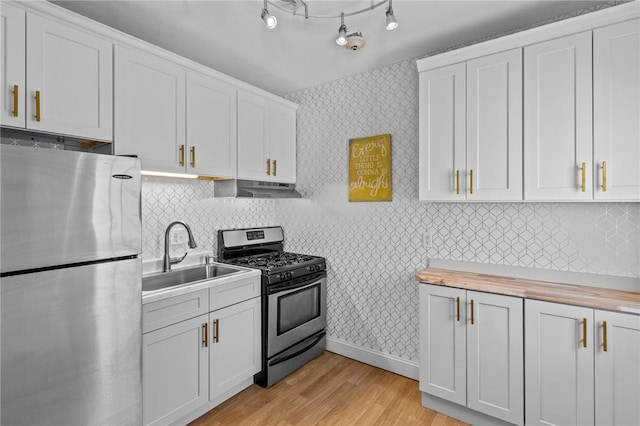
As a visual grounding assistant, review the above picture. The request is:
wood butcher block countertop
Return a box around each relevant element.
[416,268,640,314]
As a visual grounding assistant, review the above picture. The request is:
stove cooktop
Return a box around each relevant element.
[217,227,326,284]
[225,251,324,274]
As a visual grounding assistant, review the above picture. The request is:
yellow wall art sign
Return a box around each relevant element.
[349,134,392,202]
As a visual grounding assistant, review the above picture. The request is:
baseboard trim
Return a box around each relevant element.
[326,336,419,380]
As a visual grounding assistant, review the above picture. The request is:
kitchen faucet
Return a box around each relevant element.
[163,221,198,272]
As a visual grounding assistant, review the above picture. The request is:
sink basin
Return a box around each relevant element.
[143,264,240,292]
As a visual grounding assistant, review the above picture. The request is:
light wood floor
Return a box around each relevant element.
[190,352,468,426]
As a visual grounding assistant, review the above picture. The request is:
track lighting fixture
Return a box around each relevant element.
[261,0,398,49]
[386,0,398,30]
[261,0,277,29]
[336,13,347,46]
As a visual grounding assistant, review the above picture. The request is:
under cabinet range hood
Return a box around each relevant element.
[214,179,302,198]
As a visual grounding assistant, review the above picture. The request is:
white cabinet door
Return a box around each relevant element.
[466,291,523,425]
[0,3,25,128]
[186,72,237,178]
[114,46,185,173]
[209,297,261,401]
[594,19,640,201]
[594,310,640,426]
[419,284,466,405]
[525,300,594,426]
[143,314,209,426]
[237,90,270,180]
[418,63,466,201]
[269,102,296,183]
[25,13,112,141]
[524,32,593,200]
[466,49,522,201]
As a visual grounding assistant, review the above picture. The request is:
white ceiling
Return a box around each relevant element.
[51,0,607,95]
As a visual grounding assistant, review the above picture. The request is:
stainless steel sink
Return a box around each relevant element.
[142,264,241,292]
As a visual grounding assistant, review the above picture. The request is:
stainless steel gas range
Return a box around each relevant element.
[217,226,326,387]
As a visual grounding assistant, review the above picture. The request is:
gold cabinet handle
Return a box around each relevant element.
[470,300,475,325]
[602,321,607,352]
[13,85,19,117]
[273,159,277,177]
[190,146,196,168]
[266,158,271,176]
[456,297,460,322]
[179,145,185,166]
[214,319,219,343]
[602,161,607,192]
[202,323,208,348]
[469,169,474,195]
[455,170,460,194]
[583,318,588,348]
[581,162,586,192]
[35,90,41,122]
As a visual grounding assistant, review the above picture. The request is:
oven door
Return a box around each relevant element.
[267,273,327,357]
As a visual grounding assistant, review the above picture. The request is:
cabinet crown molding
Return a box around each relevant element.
[417,2,640,72]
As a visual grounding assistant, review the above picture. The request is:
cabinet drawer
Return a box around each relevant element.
[210,276,261,311]
[143,289,209,333]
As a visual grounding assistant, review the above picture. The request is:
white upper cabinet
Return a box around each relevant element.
[419,49,522,201]
[1,3,26,128]
[268,101,297,183]
[237,90,270,181]
[114,46,186,173]
[1,8,112,141]
[418,63,466,201]
[186,72,237,178]
[593,19,640,201]
[237,90,297,183]
[418,3,639,202]
[466,49,523,201]
[115,48,240,178]
[524,32,593,201]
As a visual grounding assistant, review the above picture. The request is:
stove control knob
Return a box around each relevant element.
[286,272,293,278]
[279,273,286,281]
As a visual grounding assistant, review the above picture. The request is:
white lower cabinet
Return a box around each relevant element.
[209,297,261,401]
[143,314,209,426]
[142,276,261,426]
[525,299,640,426]
[594,310,640,426]
[419,284,524,425]
[524,300,594,426]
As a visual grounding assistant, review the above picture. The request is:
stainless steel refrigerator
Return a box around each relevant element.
[1,144,143,425]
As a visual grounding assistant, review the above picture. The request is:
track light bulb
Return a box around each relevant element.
[336,24,347,46]
[261,8,277,29]
[385,8,398,30]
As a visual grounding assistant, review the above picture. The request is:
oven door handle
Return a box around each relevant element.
[269,332,325,367]
[269,275,325,295]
